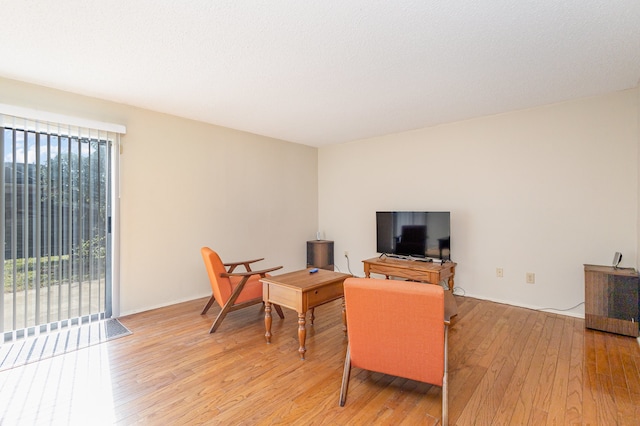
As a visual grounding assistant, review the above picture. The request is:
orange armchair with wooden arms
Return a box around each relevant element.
[201,247,285,333]
[339,277,450,426]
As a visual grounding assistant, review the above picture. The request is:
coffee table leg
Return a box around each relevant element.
[265,302,272,344]
[298,312,306,360]
[310,308,315,325]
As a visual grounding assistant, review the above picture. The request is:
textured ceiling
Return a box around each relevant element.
[1,1,639,147]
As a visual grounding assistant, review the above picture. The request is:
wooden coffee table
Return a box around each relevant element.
[261,269,351,360]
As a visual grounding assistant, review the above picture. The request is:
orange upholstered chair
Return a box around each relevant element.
[200,247,284,333]
[339,277,450,426]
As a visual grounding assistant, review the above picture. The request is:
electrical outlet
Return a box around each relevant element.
[526,272,535,284]
[344,251,349,258]
[496,268,503,278]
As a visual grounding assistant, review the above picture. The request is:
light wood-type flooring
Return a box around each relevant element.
[1,295,639,425]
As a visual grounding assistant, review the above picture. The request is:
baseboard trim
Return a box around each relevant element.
[460,292,585,319]
[119,292,211,317]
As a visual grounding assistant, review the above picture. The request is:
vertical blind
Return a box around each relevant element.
[1,112,121,342]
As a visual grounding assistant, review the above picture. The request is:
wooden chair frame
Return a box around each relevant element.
[201,253,284,333]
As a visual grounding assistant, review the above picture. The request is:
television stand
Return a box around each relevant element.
[363,257,456,292]
[363,256,458,317]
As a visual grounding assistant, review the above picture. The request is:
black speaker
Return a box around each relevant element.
[307,240,334,270]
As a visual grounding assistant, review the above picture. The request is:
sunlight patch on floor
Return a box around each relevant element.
[0,342,116,424]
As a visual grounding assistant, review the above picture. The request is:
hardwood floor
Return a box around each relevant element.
[1,295,639,425]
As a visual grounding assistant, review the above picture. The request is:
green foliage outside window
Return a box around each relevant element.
[3,234,106,293]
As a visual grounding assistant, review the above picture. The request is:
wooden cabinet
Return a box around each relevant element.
[584,264,639,337]
[306,240,334,270]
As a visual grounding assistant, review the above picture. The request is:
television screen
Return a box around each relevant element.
[376,211,451,260]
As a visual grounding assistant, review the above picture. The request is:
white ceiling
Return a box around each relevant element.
[1,1,639,147]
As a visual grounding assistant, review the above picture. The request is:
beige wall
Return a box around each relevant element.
[319,88,639,316]
[1,77,319,316]
[3,75,638,319]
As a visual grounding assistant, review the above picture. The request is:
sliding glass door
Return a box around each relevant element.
[1,124,114,341]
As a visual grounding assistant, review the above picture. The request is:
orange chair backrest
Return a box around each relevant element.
[344,277,445,386]
[201,247,233,306]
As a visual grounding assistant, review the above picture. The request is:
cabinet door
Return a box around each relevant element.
[585,269,639,337]
[610,275,639,322]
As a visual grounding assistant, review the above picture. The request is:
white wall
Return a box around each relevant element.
[1,77,319,316]
[638,86,640,270]
[319,88,639,316]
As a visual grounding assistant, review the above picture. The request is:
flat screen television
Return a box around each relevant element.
[376,211,451,261]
